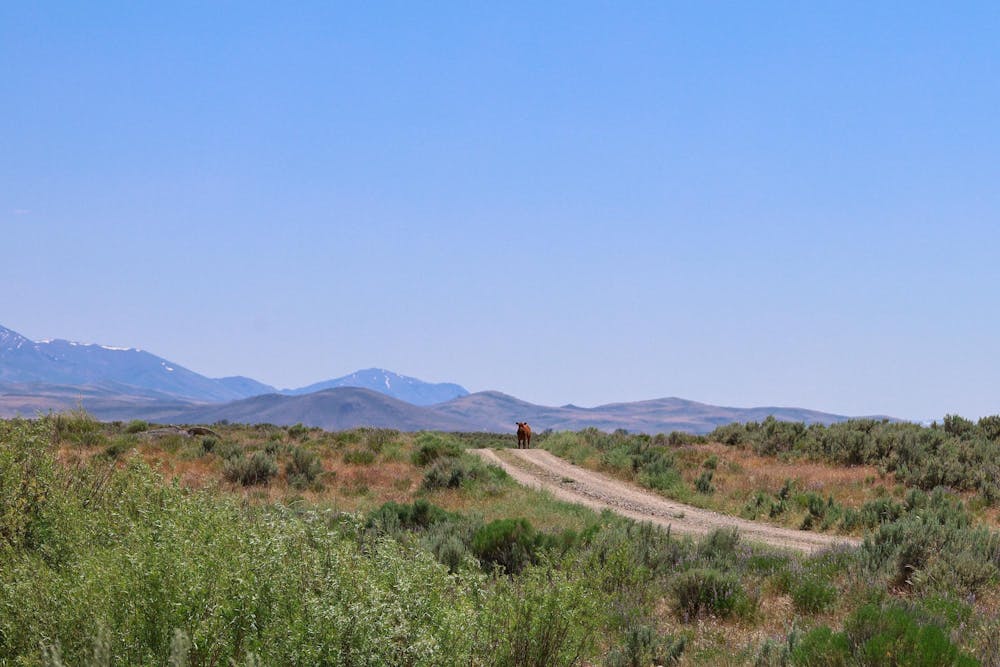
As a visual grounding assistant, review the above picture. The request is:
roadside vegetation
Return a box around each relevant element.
[537,416,1000,535]
[2,412,1000,664]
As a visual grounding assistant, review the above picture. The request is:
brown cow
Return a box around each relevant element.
[516,422,532,449]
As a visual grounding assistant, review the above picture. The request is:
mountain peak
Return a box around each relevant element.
[285,368,469,405]
[0,325,31,350]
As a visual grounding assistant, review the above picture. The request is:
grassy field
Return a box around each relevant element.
[2,412,999,665]
[536,422,1000,535]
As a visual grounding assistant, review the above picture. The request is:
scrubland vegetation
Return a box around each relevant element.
[3,412,1000,664]
[539,415,1000,532]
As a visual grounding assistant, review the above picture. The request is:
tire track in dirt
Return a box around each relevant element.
[470,447,861,554]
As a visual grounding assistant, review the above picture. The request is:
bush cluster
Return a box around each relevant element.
[672,568,752,621]
[789,603,977,666]
[342,448,376,465]
[10,414,1000,665]
[472,518,548,574]
[285,446,323,490]
[710,414,1000,501]
[1,419,613,666]
[411,432,461,466]
[861,488,1000,595]
[223,451,278,486]
[51,409,104,447]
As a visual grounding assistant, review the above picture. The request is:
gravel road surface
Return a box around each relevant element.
[470,447,861,554]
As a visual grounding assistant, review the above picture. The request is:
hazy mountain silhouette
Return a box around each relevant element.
[0,324,466,405]
[169,388,480,431]
[0,323,889,434]
[428,391,860,434]
[282,368,468,405]
[0,324,248,402]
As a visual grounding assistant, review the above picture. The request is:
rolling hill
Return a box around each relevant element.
[427,391,859,434]
[0,322,890,434]
[167,388,480,431]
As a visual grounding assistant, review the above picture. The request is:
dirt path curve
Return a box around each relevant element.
[470,448,861,554]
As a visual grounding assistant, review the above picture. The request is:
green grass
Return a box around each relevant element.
[6,414,1000,665]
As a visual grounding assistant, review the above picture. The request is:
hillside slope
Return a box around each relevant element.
[429,391,856,434]
[284,367,468,405]
[167,387,481,431]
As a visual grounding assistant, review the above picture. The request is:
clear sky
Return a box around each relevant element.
[3,3,999,420]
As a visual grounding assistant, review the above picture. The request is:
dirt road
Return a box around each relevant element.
[470,448,861,554]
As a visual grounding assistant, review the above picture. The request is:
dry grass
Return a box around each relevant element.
[53,423,1000,534]
[673,443,895,525]
[37,418,1000,664]
[678,443,889,503]
[544,437,911,533]
[50,423,583,524]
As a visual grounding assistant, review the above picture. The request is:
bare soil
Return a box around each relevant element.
[471,447,861,554]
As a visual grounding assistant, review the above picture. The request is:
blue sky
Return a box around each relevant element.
[3,3,999,419]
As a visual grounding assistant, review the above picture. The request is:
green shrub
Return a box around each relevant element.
[743,491,770,520]
[788,603,978,666]
[672,568,749,621]
[978,415,1000,442]
[584,432,681,493]
[124,420,149,434]
[223,451,278,486]
[477,562,604,667]
[667,431,705,446]
[100,435,135,461]
[604,623,685,666]
[199,436,218,455]
[539,431,594,465]
[366,499,455,533]
[421,519,477,573]
[857,497,904,528]
[846,604,978,667]
[52,409,104,447]
[360,427,398,452]
[790,625,851,666]
[286,422,309,439]
[423,531,468,573]
[583,520,686,580]
[791,576,836,614]
[746,553,791,577]
[800,492,836,531]
[694,470,715,494]
[943,414,976,438]
[697,527,741,565]
[343,448,376,465]
[861,489,1000,595]
[0,419,63,554]
[472,518,542,574]
[285,446,323,490]
[215,440,242,461]
[711,423,746,446]
[423,457,471,489]
[411,432,461,466]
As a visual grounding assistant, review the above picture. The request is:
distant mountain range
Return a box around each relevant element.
[0,323,887,434]
[0,324,468,405]
[0,324,250,402]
